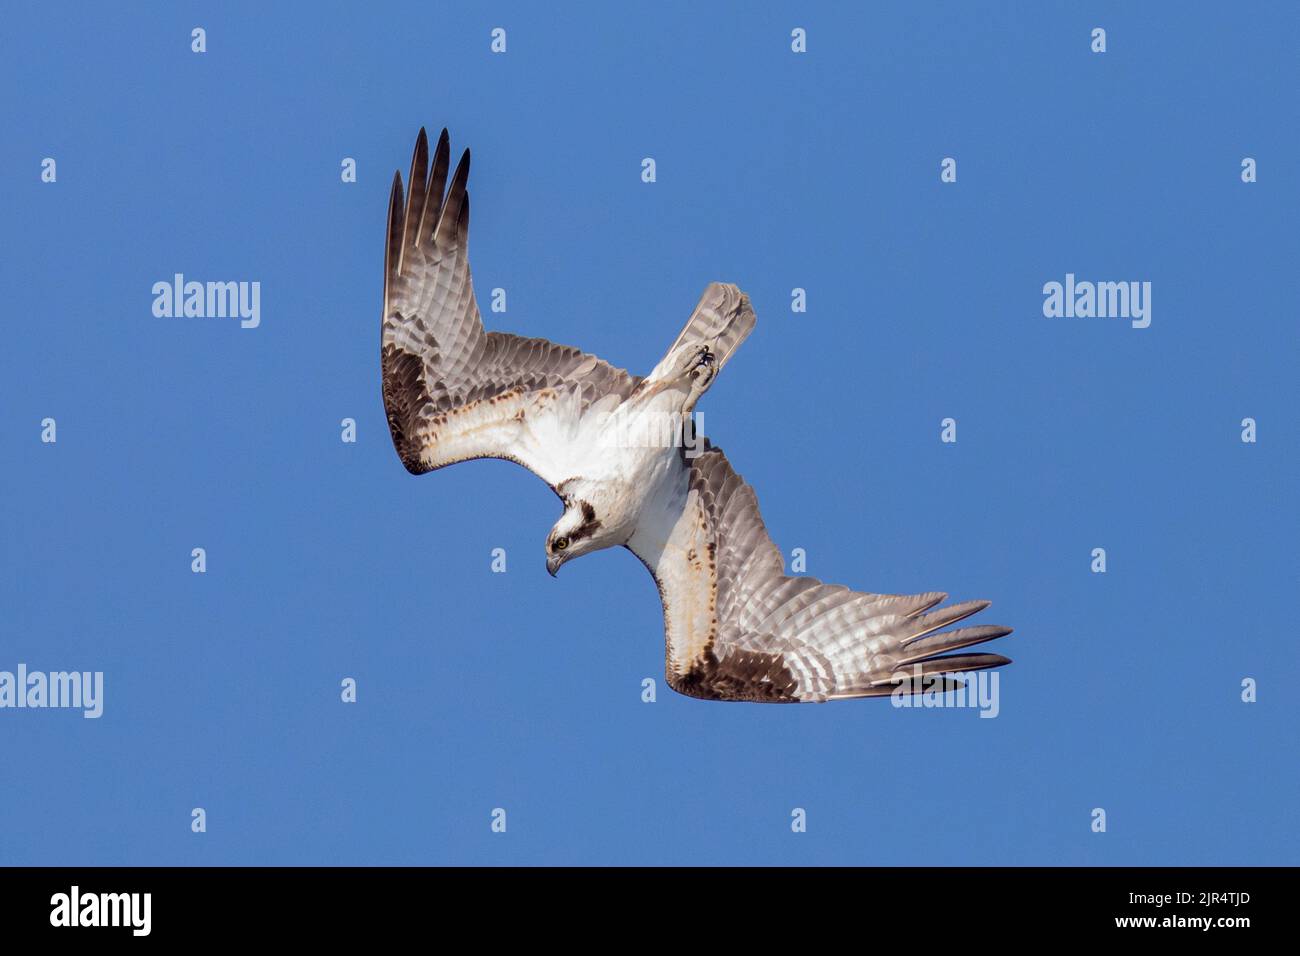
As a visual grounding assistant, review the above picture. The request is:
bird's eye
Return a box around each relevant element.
[553,537,569,552]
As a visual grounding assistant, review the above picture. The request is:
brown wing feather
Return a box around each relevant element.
[380,128,640,486]
[629,447,1014,702]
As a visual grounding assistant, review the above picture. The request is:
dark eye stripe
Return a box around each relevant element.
[566,517,601,545]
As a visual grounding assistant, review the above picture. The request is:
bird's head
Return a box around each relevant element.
[546,485,614,576]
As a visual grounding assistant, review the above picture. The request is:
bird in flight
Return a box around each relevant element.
[380,128,1013,702]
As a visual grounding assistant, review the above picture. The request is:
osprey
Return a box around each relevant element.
[380,128,1014,702]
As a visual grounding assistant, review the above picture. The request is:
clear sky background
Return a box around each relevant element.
[2,1,1296,865]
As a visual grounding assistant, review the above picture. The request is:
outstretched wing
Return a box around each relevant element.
[381,128,641,490]
[627,447,1013,702]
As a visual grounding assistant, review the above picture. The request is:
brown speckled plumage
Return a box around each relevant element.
[379,127,1015,702]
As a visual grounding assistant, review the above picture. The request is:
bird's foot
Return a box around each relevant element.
[686,345,716,383]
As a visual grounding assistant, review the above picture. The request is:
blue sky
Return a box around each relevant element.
[2,1,1296,865]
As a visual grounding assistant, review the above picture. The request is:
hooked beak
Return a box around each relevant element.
[546,554,563,577]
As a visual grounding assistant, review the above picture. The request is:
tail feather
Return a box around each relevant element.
[645,282,756,384]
